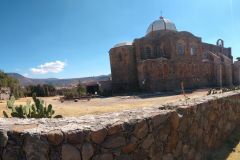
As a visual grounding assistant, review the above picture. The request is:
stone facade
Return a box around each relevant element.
[0,87,10,100]
[1,91,240,160]
[234,61,240,85]
[109,18,239,93]
[110,45,138,93]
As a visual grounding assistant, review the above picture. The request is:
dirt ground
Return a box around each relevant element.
[0,89,208,117]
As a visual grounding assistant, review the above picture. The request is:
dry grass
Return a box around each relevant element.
[227,143,240,160]
[0,89,208,117]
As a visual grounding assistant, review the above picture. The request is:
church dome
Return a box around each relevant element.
[146,16,177,35]
[113,42,132,48]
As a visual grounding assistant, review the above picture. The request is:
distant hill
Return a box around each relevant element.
[7,73,111,87]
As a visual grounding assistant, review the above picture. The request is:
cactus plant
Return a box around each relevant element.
[2,95,62,118]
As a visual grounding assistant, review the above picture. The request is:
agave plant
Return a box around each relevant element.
[3,94,62,118]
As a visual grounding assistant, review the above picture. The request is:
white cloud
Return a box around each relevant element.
[30,61,66,74]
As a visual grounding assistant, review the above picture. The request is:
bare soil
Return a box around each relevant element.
[0,89,208,117]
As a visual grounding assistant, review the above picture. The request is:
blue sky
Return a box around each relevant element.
[0,0,239,78]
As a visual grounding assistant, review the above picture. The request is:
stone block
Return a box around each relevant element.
[62,144,81,160]
[47,130,64,146]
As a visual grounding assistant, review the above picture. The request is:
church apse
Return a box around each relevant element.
[109,43,138,93]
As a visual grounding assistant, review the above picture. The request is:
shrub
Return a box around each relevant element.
[24,84,57,97]
[2,94,62,118]
[61,83,86,100]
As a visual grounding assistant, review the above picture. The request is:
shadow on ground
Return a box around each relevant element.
[209,127,240,160]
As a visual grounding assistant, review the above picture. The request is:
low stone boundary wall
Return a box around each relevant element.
[1,91,240,160]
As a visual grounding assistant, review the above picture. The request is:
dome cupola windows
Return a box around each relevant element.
[146,17,177,35]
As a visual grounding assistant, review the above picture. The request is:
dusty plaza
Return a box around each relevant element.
[0,89,208,117]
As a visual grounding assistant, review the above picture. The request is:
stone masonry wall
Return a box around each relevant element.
[234,61,240,85]
[109,45,138,93]
[1,91,240,160]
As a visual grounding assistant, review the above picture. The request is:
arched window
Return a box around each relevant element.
[145,46,152,59]
[177,43,184,55]
[217,39,224,47]
[190,46,196,56]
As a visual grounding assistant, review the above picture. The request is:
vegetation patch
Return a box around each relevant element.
[0,71,23,98]
[3,94,62,118]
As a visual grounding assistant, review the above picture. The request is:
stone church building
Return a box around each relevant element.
[109,16,240,93]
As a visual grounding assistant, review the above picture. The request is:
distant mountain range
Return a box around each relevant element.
[7,73,111,87]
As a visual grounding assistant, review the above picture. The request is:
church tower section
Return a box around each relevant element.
[109,43,138,93]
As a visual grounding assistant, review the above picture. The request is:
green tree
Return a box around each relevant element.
[0,70,23,99]
[77,82,86,96]
[24,84,57,97]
